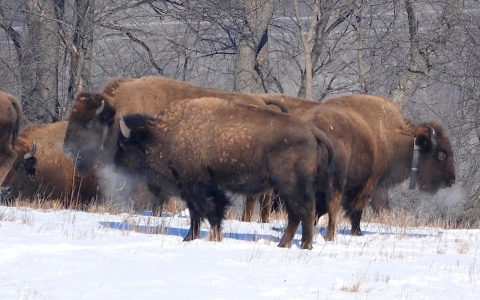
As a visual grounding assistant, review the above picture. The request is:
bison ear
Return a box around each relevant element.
[415,125,436,152]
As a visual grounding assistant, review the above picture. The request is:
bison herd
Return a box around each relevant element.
[0,76,456,249]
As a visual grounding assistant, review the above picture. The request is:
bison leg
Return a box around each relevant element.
[241,193,273,223]
[350,210,364,236]
[241,196,256,222]
[369,186,390,215]
[259,192,273,223]
[184,202,202,241]
[208,226,223,242]
[315,188,342,241]
[205,187,230,242]
[324,190,342,241]
[278,212,301,249]
[347,180,377,236]
[278,186,316,250]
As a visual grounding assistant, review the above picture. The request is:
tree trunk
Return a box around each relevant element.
[21,0,63,124]
[295,0,320,100]
[355,0,367,94]
[60,0,95,120]
[234,0,273,93]
[390,0,461,108]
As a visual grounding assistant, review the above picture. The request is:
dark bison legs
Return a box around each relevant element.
[315,189,342,241]
[241,196,256,222]
[242,193,273,223]
[345,179,378,236]
[349,210,364,236]
[182,184,230,242]
[258,193,273,223]
[277,179,316,250]
[205,188,229,242]
[184,201,202,241]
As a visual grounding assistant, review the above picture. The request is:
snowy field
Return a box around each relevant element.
[1,205,480,300]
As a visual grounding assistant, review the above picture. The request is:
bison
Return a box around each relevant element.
[65,76,288,214]
[63,94,334,249]
[300,94,455,240]
[0,122,100,207]
[0,91,22,184]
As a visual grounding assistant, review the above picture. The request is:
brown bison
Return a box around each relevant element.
[0,91,22,184]
[300,94,455,240]
[63,94,334,249]
[65,76,288,213]
[0,122,100,207]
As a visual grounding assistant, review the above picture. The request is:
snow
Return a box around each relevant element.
[1,206,480,299]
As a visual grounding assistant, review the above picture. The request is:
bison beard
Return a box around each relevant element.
[64,95,334,249]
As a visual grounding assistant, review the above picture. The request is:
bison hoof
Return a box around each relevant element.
[350,230,364,236]
[301,243,313,250]
[277,241,291,248]
[183,235,195,242]
[208,235,223,242]
[323,234,335,241]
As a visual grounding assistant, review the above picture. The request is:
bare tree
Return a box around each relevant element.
[1,0,64,124]
[234,0,274,93]
[270,0,356,100]
[389,0,461,108]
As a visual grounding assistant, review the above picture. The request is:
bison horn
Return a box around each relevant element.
[119,114,131,138]
[425,125,437,148]
[96,100,105,115]
[24,141,36,160]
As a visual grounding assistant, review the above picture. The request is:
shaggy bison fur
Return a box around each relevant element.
[63,94,334,249]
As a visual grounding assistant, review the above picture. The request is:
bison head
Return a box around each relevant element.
[63,92,117,176]
[0,139,37,204]
[414,121,455,194]
[114,113,156,177]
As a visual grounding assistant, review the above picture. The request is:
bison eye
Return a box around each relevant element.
[437,152,446,161]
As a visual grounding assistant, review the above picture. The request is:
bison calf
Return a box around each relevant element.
[64,95,334,249]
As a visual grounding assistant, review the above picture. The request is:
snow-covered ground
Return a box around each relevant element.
[1,206,479,299]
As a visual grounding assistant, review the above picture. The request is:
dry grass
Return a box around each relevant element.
[1,192,473,237]
[361,205,468,231]
[339,274,373,293]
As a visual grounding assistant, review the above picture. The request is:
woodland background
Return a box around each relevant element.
[0,0,479,225]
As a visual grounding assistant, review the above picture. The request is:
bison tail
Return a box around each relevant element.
[262,98,289,113]
[312,127,335,204]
